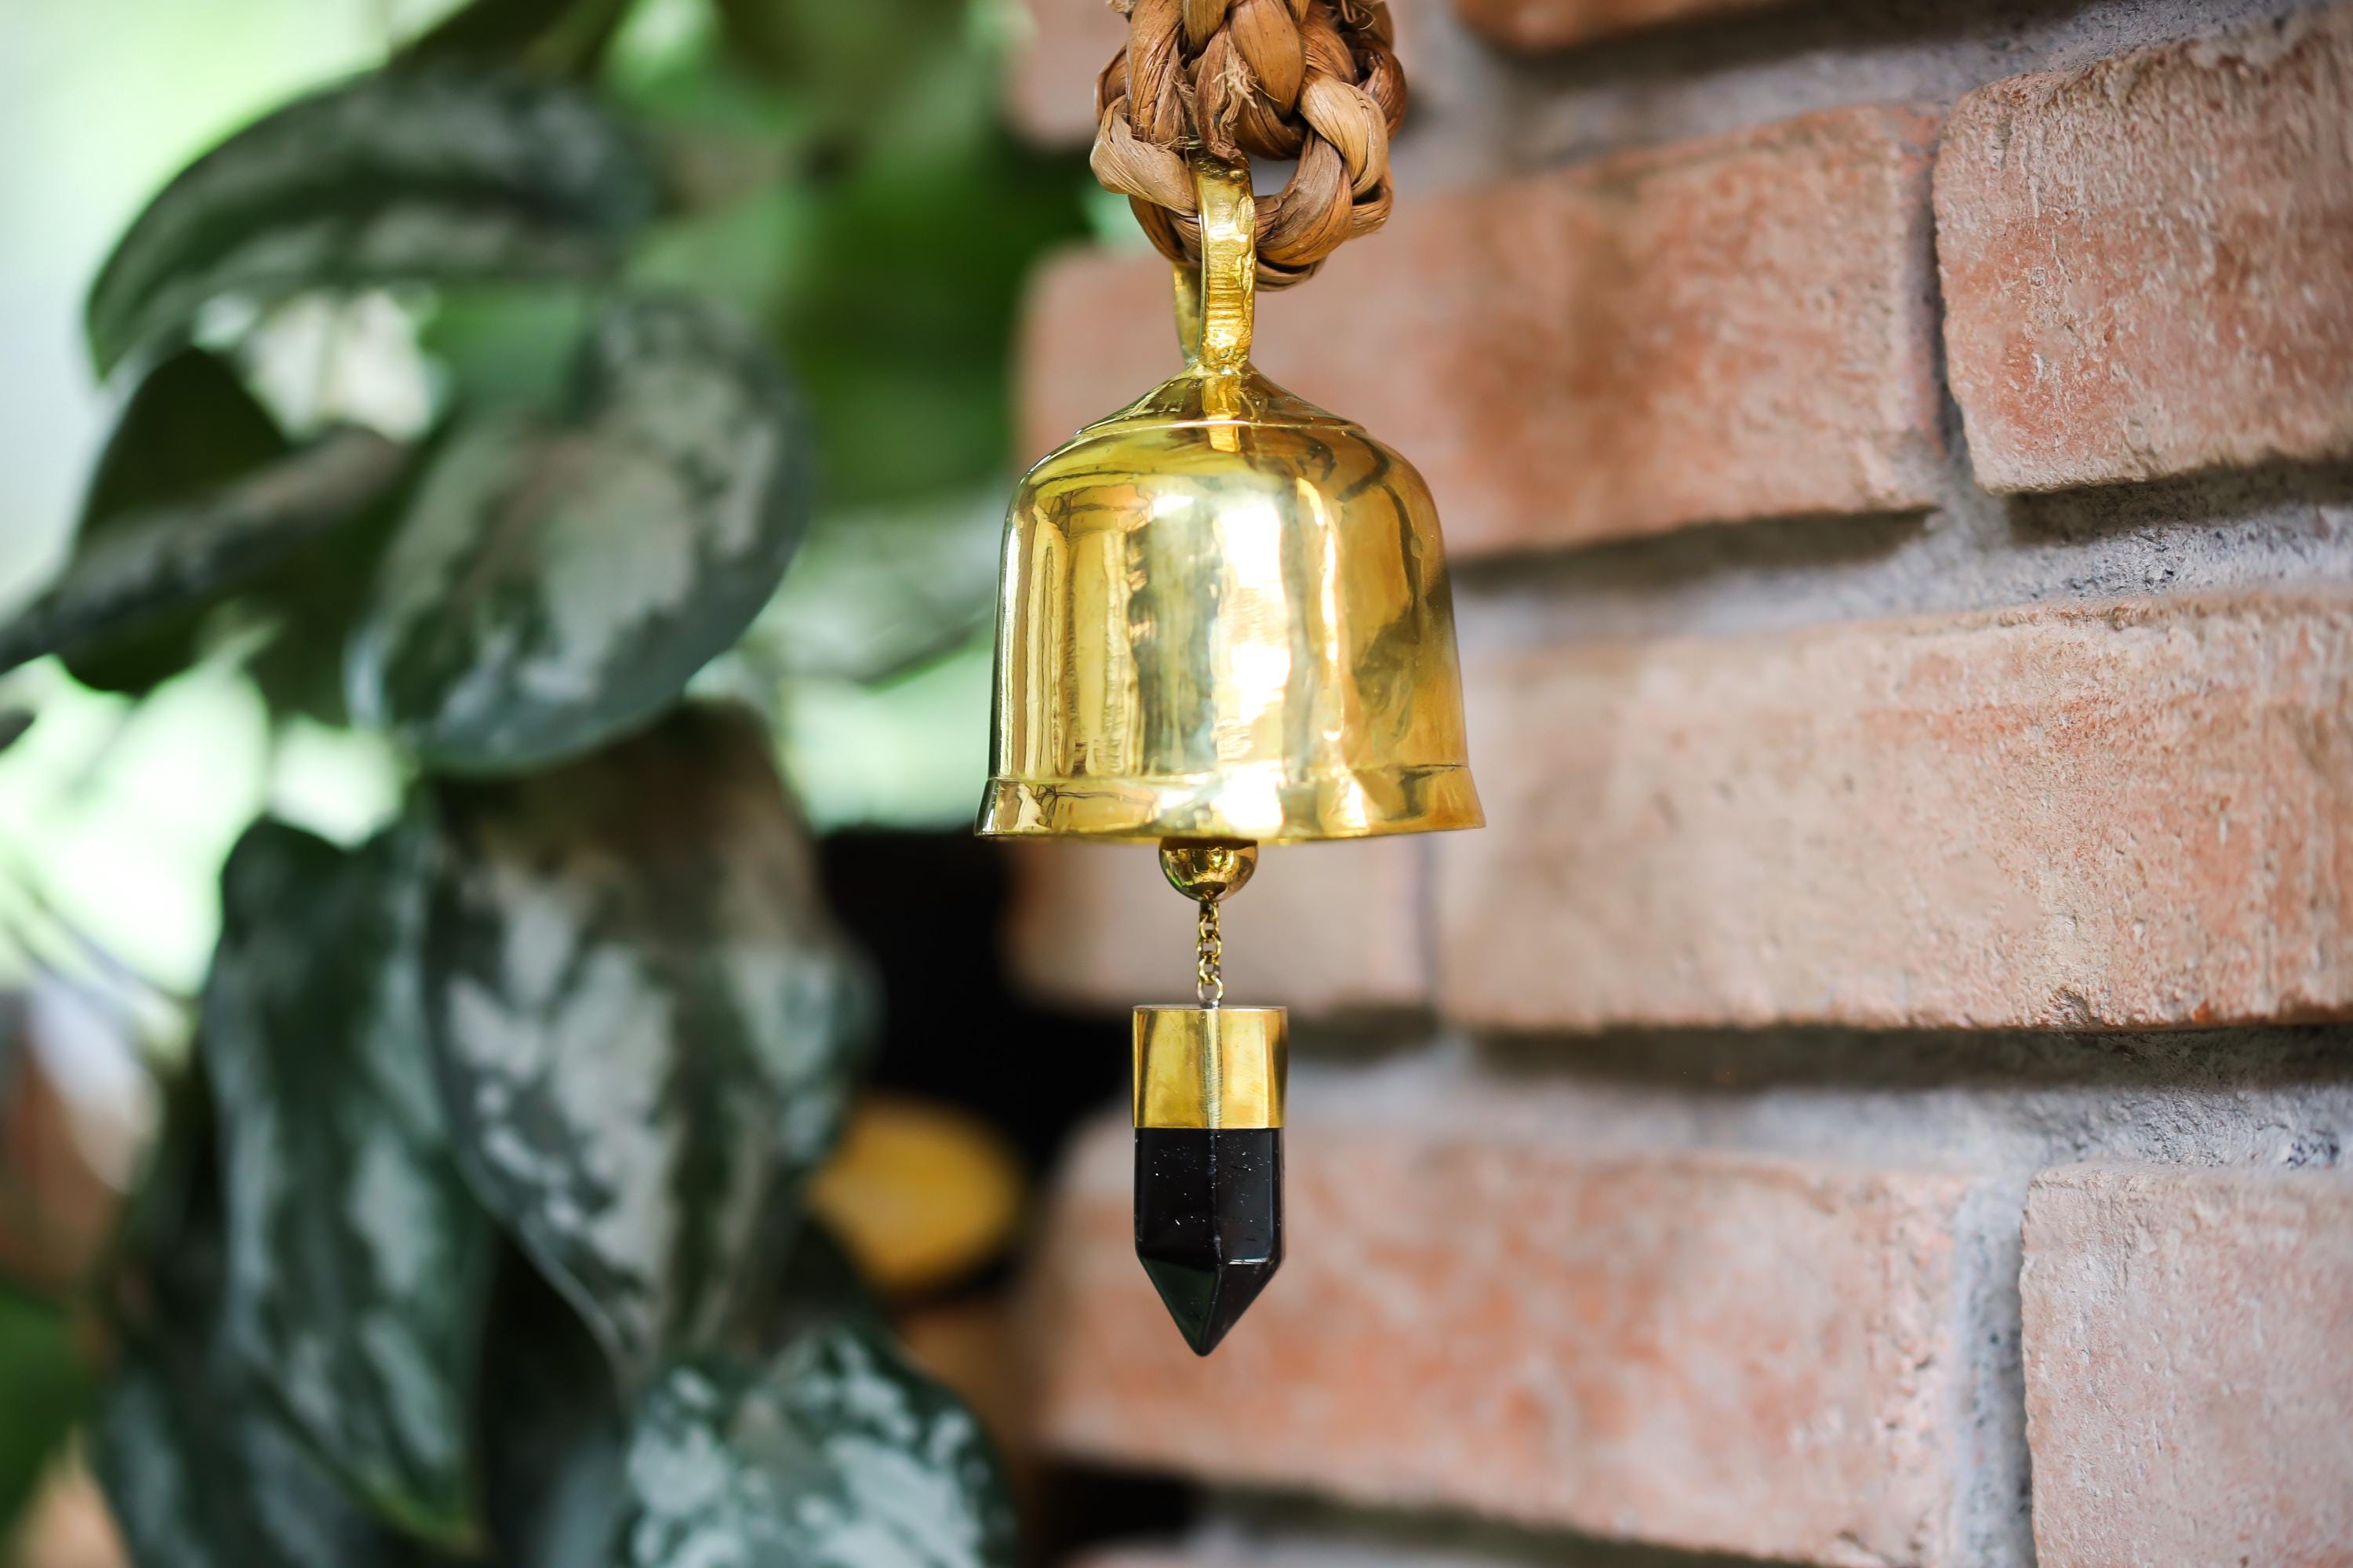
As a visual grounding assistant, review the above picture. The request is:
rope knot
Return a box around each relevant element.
[1089,0,1406,287]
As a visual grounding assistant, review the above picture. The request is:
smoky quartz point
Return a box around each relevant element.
[1134,1126,1282,1355]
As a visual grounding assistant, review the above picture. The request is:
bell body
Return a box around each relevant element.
[976,364,1482,843]
[978,155,1481,1358]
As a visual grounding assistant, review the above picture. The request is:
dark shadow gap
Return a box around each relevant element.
[1471,1023,2353,1093]
[2002,459,2353,542]
[1205,1487,1775,1566]
[1507,0,2168,89]
[1453,507,1932,600]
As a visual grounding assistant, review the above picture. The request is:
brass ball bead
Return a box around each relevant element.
[1158,838,1258,904]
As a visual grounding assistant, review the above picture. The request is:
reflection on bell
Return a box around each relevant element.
[978,155,1480,1355]
[975,161,1482,846]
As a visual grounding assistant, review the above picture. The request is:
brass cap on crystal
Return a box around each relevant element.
[1133,1005,1286,1130]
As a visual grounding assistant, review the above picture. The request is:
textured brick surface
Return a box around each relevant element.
[1005,0,1127,145]
[1071,1541,1518,1568]
[1004,840,1428,1017]
[1030,1112,1973,1566]
[2021,1162,2353,1568]
[1455,0,1785,51]
[1438,590,2353,1031]
[1020,104,1944,555]
[1016,249,1184,462]
[1936,8,2353,493]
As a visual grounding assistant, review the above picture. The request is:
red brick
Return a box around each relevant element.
[1454,0,1783,51]
[1004,839,1427,1017]
[1004,0,1127,146]
[1935,9,2353,493]
[2020,1162,2353,1567]
[1069,1548,1522,1568]
[1020,104,1945,556]
[1016,249,1184,463]
[1029,1111,1974,1565]
[1436,589,2353,1031]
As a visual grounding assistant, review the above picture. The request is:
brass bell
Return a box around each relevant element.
[978,156,1482,1353]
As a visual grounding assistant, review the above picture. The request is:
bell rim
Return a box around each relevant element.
[972,763,1483,844]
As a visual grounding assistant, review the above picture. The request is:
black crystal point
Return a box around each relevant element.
[1134,1127,1283,1355]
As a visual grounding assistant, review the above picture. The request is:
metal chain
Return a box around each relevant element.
[1195,899,1224,1009]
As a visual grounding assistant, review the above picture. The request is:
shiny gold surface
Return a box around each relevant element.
[976,155,1482,844]
[1133,1005,1287,1130]
[1158,838,1258,904]
[1180,157,1255,374]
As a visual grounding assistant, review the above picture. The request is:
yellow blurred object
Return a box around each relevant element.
[808,1094,1025,1300]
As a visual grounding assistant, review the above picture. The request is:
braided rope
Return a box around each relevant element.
[1088,0,1407,288]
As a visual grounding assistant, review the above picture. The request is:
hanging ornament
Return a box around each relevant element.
[978,1,1480,1355]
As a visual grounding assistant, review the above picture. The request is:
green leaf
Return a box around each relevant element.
[740,486,1002,684]
[418,286,595,414]
[93,1076,453,1568]
[86,68,660,377]
[238,472,416,727]
[708,0,969,135]
[740,1216,884,1353]
[35,346,416,719]
[0,427,409,683]
[468,1220,878,1568]
[96,1345,449,1568]
[615,4,1089,512]
[202,820,496,1548]
[0,1290,90,1541]
[399,0,640,78]
[57,348,289,694]
[477,1252,628,1568]
[618,1322,1016,1568]
[347,293,816,773]
[104,1054,227,1332]
[771,127,1089,511]
[424,706,871,1388]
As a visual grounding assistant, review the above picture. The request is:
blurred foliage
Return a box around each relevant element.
[623,0,1083,510]
[0,0,1087,1560]
[0,1289,88,1541]
[52,349,289,696]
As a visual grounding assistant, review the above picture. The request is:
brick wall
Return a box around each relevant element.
[1001,3,2353,1566]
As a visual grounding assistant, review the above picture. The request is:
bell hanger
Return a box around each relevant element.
[979,148,1481,1353]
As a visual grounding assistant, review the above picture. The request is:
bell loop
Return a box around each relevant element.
[1173,155,1256,373]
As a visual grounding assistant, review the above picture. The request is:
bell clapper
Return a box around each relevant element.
[1133,838,1284,1355]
